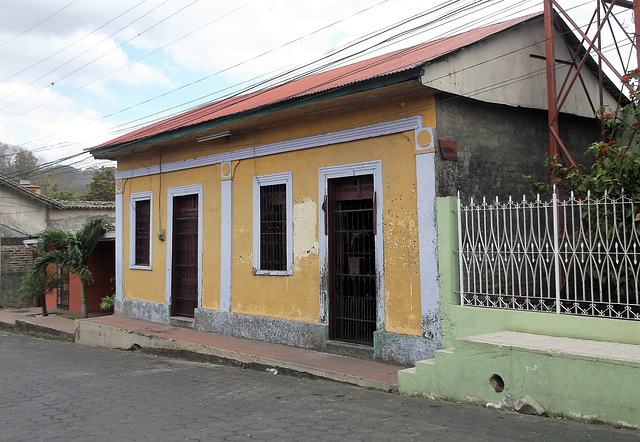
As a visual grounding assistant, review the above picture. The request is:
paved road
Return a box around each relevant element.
[1,332,638,441]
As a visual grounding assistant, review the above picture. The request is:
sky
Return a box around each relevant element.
[0,0,635,169]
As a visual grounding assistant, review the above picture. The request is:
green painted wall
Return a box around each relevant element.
[399,196,640,428]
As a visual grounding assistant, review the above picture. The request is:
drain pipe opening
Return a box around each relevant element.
[489,373,504,393]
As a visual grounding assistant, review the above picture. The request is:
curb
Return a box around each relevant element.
[2,320,75,343]
[134,345,396,392]
[76,320,398,392]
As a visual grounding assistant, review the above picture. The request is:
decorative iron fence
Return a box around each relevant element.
[457,190,640,320]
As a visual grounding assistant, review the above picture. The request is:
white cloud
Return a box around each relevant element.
[0,0,634,167]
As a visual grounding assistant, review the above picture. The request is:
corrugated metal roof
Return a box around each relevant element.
[91,13,540,152]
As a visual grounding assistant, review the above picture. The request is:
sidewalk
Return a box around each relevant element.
[0,308,399,391]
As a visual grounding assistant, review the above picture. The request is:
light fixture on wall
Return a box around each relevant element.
[196,130,232,142]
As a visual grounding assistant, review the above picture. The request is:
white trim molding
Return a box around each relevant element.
[220,180,233,311]
[165,184,204,311]
[252,172,293,276]
[416,151,440,338]
[318,161,385,330]
[129,191,153,270]
[115,116,422,180]
[114,192,124,311]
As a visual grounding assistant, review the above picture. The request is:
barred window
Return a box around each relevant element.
[130,192,153,270]
[253,173,292,275]
[135,199,150,266]
[260,184,286,271]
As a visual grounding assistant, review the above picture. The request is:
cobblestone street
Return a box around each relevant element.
[1,332,638,441]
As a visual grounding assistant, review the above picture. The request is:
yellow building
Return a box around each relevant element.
[90,14,615,364]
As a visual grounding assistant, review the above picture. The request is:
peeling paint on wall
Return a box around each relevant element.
[293,197,318,268]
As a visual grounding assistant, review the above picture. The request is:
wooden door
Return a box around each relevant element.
[327,175,376,345]
[172,194,198,317]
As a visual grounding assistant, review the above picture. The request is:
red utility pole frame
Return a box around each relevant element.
[543,0,639,164]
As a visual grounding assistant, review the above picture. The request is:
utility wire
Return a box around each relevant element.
[0,0,193,111]
[0,0,148,84]
[3,0,385,132]
[5,0,633,161]
[14,0,494,149]
[0,0,79,49]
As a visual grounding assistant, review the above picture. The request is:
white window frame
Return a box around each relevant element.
[129,191,153,270]
[253,172,293,276]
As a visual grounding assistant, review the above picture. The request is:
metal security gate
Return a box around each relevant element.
[171,194,198,317]
[328,175,376,345]
[57,266,69,309]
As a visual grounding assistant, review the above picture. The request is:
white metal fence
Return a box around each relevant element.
[457,190,640,320]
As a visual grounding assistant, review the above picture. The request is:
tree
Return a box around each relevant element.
[12,149,39,180]
[0,142,18,175]
[49,190,78,201]
[82,167,115,201]
[29,216,114,318]
[41,168,61,195]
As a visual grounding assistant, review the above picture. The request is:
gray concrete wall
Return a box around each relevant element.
[48,208,115,230]
[0,187,47,238]
[434,94,600,200]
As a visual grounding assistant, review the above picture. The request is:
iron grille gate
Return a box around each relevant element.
[331,200,376,345]
[57,266,69,309]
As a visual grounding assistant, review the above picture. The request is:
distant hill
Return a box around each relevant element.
[0,142,112,200]
[39,165,96,196]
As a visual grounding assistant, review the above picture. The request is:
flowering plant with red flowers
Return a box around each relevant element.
[526,69,640,200]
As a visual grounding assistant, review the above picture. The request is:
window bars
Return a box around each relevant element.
[134,199,151,266]
[260,184,287,271]
[457,189,640,320]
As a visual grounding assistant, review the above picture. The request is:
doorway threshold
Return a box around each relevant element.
[169,316,195,329]
[325,340,374,361]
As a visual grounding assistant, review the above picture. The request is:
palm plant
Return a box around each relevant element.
[17,260,59,317]
[29,216,114,318]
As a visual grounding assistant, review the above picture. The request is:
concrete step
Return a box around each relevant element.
[169,316,195,329]
[460,331,640,366]
[324,340,374,361]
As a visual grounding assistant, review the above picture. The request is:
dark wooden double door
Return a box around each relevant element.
[172,194,198,317]
[327,175,377,345]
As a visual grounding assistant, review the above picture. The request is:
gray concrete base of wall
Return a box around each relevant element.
[116,299,169,324]
[374,331,436,365]
[112,299,434,365]
[195,309,328,350]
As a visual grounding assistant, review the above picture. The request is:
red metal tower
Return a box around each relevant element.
[544,0,639,165]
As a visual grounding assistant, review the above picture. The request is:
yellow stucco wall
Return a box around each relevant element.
[119,86,436,337]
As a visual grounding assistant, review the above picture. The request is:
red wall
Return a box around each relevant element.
[44,240,115,315]
[85,241,115,313]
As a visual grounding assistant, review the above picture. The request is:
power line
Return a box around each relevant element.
[0,0,148,85]
[4,0,632,164]
[0,0,79,49]
[0,0,193,112]
[2,0,383,132]
[13,0,492,150]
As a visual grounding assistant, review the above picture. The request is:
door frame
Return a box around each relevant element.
[318,160,384,332]
[165,184,203,315]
